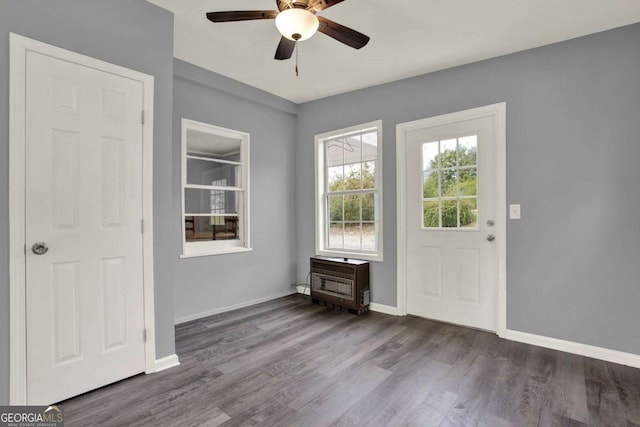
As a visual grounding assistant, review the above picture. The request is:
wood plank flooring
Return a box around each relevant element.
[60,295,640,426]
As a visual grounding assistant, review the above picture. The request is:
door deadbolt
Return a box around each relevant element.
[487,219,495,226]
[31,242,49,255]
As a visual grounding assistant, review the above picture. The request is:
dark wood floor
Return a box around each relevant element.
[60,295,640,426]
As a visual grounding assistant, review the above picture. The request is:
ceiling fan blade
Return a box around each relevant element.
[206,10,277,23]
[317,16,370,50]
[310,0,346,12]
[275,37,296,60]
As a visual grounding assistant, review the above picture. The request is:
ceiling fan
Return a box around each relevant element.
[206,0,371,61]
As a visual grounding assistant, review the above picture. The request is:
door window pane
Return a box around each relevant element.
[423,200,440,228]
[461,198,478,228]
[459,168,477,196]
[441,199,458,228]
[422,135,479,229]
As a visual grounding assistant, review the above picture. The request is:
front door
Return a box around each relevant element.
[25,50,146,404]
[404,111,499,331]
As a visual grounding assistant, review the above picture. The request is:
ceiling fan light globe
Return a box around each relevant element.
[275,8,319,41]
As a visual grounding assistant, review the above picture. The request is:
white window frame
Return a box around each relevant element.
[180,118,251,258]
[315,120,384,262]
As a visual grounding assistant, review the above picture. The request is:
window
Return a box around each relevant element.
[422,135,478,229]
[315,121,383,261]
[181,119,250,257]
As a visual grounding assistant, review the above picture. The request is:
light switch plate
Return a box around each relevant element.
[509,204,521,219]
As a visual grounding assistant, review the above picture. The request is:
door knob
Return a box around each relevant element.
[31,242,49,255]
[486,234,495,242]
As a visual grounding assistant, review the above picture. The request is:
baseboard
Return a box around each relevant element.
[368,302,400,316]
[501,329,640,369]
[175,290,298,324]
[296,287,399,316]
[153,354,180,372]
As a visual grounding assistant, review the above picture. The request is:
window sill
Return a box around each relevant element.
[316,249,383,263]
[180,246,252,259]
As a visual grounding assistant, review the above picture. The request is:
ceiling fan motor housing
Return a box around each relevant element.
[278,0,328,12]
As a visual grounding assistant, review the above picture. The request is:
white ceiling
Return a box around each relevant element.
[148,0,640,103]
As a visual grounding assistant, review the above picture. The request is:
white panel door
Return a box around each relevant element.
[25,51,146,404]
[404,115,498,331]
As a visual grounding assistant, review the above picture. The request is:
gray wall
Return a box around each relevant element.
[295,23,640,355]
[172,60,299,322]
[0,0,176,403]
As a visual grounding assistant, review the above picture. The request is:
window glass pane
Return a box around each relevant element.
[186,159,240,187]
[441,199,458,228]
[362,193,375,222]
[328,223,344,249]
[344,194,361,222]
[343,136,362,166]
[345,163,362,190]
[185,215,239,242]
[327,166,344,192]
[459,168,477,196]
[461,198,478,229]
[423,170,439,198]
[343,223,362,251]
[326,141,344,191]
[185,188,240,215]
[362,161,376,189]
[423,200,439,228]
[458,135,477,167]
[328,195,343,222]
[361,131,378,153]
[186,129,241,161]
[362,223,376,251]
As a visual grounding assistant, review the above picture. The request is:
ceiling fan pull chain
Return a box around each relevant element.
[295,41,299,77]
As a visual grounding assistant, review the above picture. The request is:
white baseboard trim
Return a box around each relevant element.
[153,354,180,373]
[501,329,640,369]
[296,287,399,316]
[175,290,298,325]
[369,302,400,316]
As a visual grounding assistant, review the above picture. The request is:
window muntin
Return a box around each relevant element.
[316,121,383,261]
[422,135,478,229]
[181,119,250,256]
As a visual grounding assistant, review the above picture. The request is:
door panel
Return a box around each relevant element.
[405,116,497,331]
[25,51,145,404]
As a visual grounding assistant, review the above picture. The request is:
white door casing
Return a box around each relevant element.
[396,104,507,333]
[9,34,157,405]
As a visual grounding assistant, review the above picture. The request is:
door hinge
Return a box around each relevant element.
[141,110,145,125]
[141,219,144,234]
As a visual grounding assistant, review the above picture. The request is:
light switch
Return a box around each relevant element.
[509,204,521,219]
